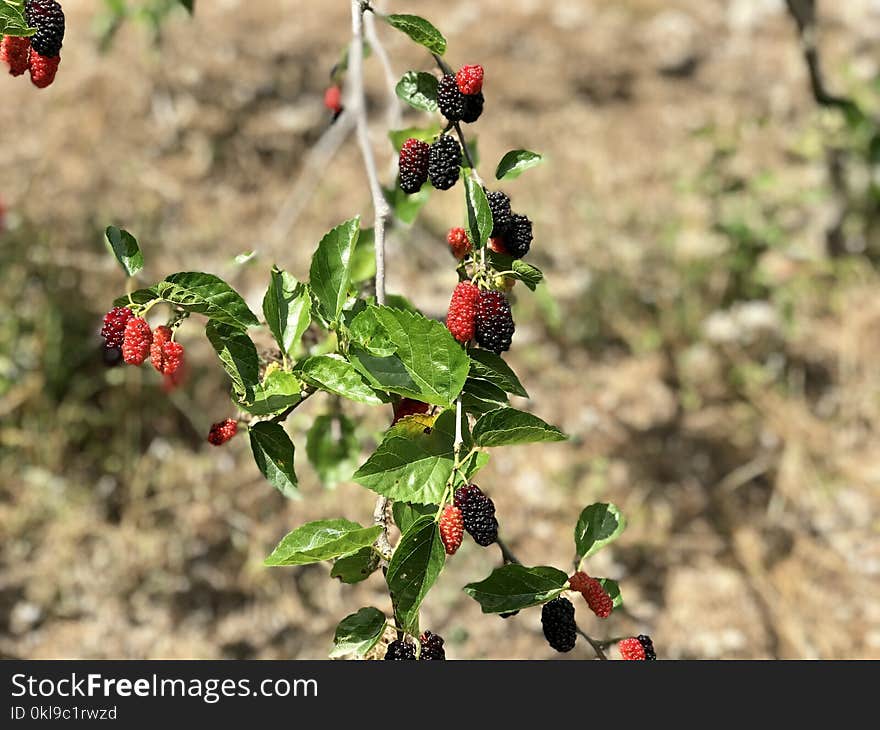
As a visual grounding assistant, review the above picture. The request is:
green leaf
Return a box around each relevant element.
[462,378,508,415]
[574,503,627,561]
[350,228,376,284]
[330,548,379,585]
[464,565,568,614]
[264,519,380,566]
[306,413,360,487]
[469,350,529,398]
[308,217,360,327]
[329,607,386,658]
[0,2,34,36]
[383,184,430,225]
[354,409,457,505]
[239,368,302,417]
[104,226,144,277]
[386,516,445,633]
[299,354,384,405]
[472,407,566,447]
[262,268,312,358]
[488,252,544,291]
[598,578,623,610]
[153,272,259,329]
[348,306,469,407]
[392,502,437,535]
[384,13,446,55]
[249,422,299,499]
[113,287,159,308]
[388,124,442,152]
[464,171,493,250]
[205,321,260,402]
[495,149,544,181]
[395,71,439,113]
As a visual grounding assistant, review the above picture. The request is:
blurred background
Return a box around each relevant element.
[1,0,879,659]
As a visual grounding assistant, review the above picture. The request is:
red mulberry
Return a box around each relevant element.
[446,281,479,344]
[1,35,30,76]
[208,419,238,446]
[121,317,152,365]
[28,49,60,89]
[447,227,472,260]
[456,65,484,95]
[439,505,464,555]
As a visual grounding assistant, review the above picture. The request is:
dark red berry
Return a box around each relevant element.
[384,639,416,660]
[447,227,472,260]
[101,306,134,349]
[1,35,30,76]
[488,237,509,255]
[475,290,514,354]
[619,637,646,661]
[398,138,430,194]
[121,317,152,365]
[439,505,464,555]
[541,597,576,653]
[456,65,484,95]
[419,631,446,660]
[446,281,479,344]
[453,484,498,547]
[428,135,462,191]
[208,418,238,446]
[28,49,59,89]
[25,1,65,57]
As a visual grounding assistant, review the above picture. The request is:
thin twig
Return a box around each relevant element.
[350,0,393,562]
[267,113,356,253]
[364,5,402,139]
[784,0,854,110]
[576,627,609,660]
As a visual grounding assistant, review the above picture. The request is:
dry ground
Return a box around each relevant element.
[1,0,878,659]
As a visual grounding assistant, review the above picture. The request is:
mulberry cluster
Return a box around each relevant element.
[439,505,463,555]
[384,639,416,661]
[438,65,484,124]
[398,138,430,194]
[0,1,66,88]
[100,307,187,385]
[541,597,577,653]
[454,484,498,546]
[619,635,656,661]
[428,135,462,191]
[207,418,238,446]
[475,290,515,353]
[446,281,479,343]
[483,189,534,260]
[418,631,446,660]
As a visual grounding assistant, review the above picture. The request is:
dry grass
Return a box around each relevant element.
[1,0,879,659]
